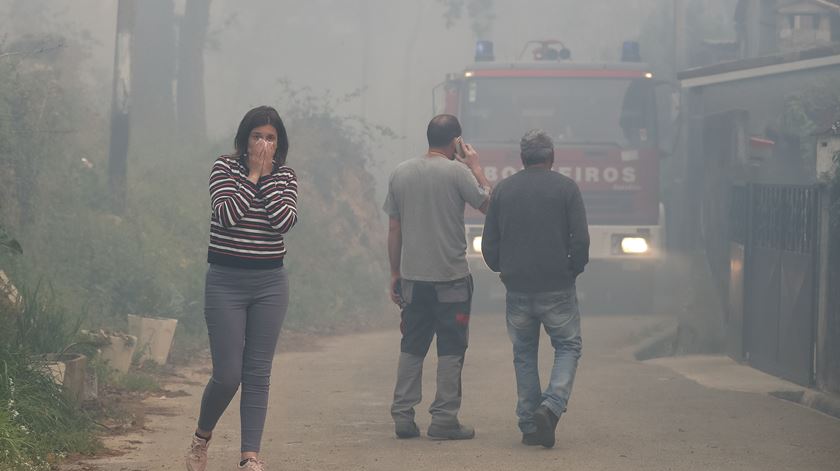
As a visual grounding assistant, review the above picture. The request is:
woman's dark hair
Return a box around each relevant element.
[234,105,289,165]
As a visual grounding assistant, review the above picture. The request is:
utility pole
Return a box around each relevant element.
[108,0,136,215]
[674,0,687,74]
[668,0,689,253]
[360,0,370,120]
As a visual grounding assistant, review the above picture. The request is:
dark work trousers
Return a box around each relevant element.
[197,264,289,453]
[391,276,472,427]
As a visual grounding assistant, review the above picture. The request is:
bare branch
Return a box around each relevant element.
[0,41,64,60]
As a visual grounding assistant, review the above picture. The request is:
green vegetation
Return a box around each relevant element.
[0,44,391,338]
[780,80,840,162]
[2,23,391,471]
[438,0,495,38]
[110,371,162,394]
[1,11,391,466]
[276,81,394,330]
[1,349,99,470]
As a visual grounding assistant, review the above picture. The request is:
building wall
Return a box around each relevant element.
[686,64,840,185]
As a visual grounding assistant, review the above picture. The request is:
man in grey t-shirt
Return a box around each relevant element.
[383,114,490,440]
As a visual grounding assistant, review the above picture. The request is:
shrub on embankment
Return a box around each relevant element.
[0,34,391,349]
[1,29,391,468]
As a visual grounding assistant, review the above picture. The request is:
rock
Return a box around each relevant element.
[0,270,23,316]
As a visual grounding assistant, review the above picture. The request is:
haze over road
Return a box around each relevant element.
[67,313,840,471]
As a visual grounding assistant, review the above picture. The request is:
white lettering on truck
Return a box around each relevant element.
[482,166,638,184]
[555,167,637,184]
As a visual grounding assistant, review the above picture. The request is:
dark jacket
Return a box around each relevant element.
[481,166,589,293]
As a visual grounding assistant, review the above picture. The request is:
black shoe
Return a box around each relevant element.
[533,405,559,448]
[427,423,475,440]
[395,421,420,439]
[521,432,541,446]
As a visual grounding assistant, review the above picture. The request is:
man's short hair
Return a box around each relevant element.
[427,114,462,148]
[520,129,554,166]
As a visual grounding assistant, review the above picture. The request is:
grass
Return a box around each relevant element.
[0,352,99,471]
[111,371,162,393]
[0,47,391,469]
[12,280,85,355]
[0,407,30,469]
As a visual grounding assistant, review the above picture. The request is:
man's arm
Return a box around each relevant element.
[567,185,590,276]
[477,197,490,215]
[481,190,501,272]
[388,217,403,305]
[456,142,491,214]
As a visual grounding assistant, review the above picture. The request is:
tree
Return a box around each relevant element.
[108,0,136,214]
[131,0,178,144]
[108,0,212,211]
[437,0,495,38]
[176,0,212,140]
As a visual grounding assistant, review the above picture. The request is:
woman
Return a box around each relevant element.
[186,106,298,471]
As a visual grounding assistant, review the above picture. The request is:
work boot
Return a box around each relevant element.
[395,421,420,439]
[521,432,541,446]
[427,422,475,440]
[533,405,560,448]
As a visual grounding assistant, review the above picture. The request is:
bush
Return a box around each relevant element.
[11,280,84,355]
[0,349,98,470]
[1,32,392,359]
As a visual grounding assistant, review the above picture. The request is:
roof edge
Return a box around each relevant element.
[678,44,840,81]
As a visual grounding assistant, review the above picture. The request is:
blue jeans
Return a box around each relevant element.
[506,288,582,434]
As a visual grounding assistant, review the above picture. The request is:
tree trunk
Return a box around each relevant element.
[176,0,211,141]
[131,0,177,145]
[108,0,136,214]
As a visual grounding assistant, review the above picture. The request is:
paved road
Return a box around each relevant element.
[67,313,840,471]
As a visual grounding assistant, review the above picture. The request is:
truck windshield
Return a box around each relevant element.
[461,77,656,147]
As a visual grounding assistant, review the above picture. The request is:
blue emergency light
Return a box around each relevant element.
[622,41,641,62]
[475,40,495,62]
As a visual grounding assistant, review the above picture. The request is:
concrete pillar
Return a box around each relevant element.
[815,183,831,392]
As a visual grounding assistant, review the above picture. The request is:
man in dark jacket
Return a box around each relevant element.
[481,129,589,449]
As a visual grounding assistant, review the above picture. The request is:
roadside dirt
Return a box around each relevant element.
[61,315,840,471]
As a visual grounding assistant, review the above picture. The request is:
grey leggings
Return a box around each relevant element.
[197,264,289,453]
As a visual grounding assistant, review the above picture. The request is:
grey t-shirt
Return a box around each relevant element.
[383,156,489,282]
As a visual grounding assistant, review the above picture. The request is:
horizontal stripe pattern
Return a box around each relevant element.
[207,156,298,268]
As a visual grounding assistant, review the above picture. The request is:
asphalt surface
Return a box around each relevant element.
[65,312,840,471]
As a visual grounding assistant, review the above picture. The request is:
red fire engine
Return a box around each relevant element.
[436,40,666,310]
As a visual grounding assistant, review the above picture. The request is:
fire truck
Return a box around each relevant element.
[435,40,667,311]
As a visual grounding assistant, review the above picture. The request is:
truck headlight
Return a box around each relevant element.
[620,237,649,254]
[472,236,483,254]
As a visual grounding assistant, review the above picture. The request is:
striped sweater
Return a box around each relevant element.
[207,156,298,269]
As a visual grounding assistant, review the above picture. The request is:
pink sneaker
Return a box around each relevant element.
[237,458,266,470]
[185,435,210,471]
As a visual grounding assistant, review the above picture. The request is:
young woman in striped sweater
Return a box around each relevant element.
[187,106,298,471]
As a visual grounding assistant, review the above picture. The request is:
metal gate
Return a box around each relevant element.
[726,185,749,361]
[742,185,819,386]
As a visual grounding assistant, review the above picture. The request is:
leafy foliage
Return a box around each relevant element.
[780,80,840,162]
[275,81,394,330]
[10,280,85,355]
[0,16,395,467]
[0,223,22,256]
[0,351,98,470]
[437,0,495,38]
